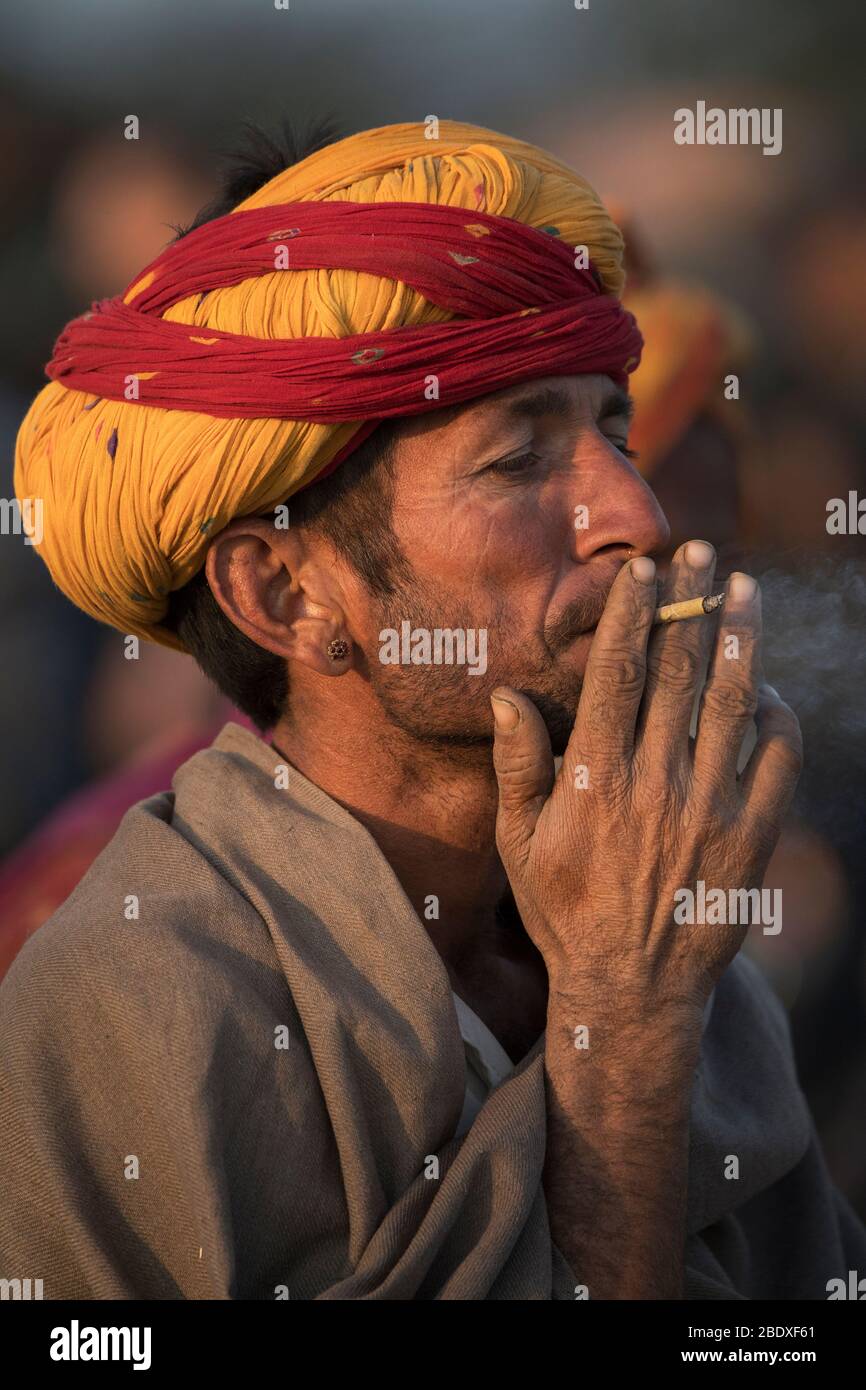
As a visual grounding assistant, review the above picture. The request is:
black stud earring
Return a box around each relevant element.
[327,639,349,661]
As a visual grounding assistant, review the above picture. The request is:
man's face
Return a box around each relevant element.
[348,373,670,756]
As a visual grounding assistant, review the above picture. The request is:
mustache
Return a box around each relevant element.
[544,564,624,652]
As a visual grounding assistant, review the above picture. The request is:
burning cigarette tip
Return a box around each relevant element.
[653,591,726,625]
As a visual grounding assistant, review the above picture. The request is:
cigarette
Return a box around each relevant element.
[653,592,726,625]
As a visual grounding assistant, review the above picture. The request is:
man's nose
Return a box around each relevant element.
[569,447,670,562]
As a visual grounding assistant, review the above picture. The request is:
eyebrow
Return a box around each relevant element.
[501,382,635,424]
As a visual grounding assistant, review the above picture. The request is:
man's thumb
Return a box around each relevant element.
[490,686,555,854]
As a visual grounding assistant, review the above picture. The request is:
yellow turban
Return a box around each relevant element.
[14,120,627,649]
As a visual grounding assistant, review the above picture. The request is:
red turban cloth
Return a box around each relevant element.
[14,120,641,644]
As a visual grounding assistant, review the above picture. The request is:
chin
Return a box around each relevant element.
[514,683,583,758]
[538,636,600,752]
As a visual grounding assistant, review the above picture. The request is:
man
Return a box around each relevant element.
[0,203,747,968]
[0,210,744,967]
[2,118,864,1300]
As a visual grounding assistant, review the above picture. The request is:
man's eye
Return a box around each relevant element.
[485,450,542,477]
[610,440,639,460]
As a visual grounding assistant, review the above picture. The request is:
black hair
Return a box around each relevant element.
[164,116,410,731]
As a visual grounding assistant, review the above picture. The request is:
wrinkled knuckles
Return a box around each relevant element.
[587,766,634,814]
[492,746,541,783]
[645,641,704,697]
[588,650,647,701]
[492,756,544,811]
[701,680,759,722]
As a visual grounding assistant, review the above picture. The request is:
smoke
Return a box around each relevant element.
[755,556,866,851]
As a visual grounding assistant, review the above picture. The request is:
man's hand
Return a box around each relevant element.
[489,539,802,1298]
[490,539,801,1014]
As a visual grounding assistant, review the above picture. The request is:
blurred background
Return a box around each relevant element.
[0,0,864,1213]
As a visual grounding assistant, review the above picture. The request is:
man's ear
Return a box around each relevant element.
[204,518,354,675]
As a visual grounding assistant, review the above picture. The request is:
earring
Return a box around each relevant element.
[327,638,349,662]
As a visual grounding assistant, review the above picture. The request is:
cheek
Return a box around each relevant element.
[398,492,563,601]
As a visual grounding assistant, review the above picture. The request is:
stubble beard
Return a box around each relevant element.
[364,573,585,761]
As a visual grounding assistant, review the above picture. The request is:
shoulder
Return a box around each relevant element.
[0,792,292,1074]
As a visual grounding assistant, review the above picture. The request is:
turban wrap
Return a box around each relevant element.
[15,120,642,648]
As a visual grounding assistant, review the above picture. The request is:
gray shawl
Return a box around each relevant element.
[1,721,863,1299]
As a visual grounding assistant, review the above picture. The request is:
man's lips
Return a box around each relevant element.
[545,572,618,651]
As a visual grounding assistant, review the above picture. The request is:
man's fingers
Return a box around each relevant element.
[490,686,555,866]
[693,571,762,792]
[567,556,657,778]
[739,684,803,832]
[637,540,717,763]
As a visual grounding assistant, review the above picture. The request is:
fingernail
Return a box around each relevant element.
[631,556,656,585]
[490,695,520,730]
[685,540,714,569]
[728,572,758,602]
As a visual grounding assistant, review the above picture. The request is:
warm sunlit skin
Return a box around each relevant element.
[206,372,667,999]
[206,371,803,1297]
